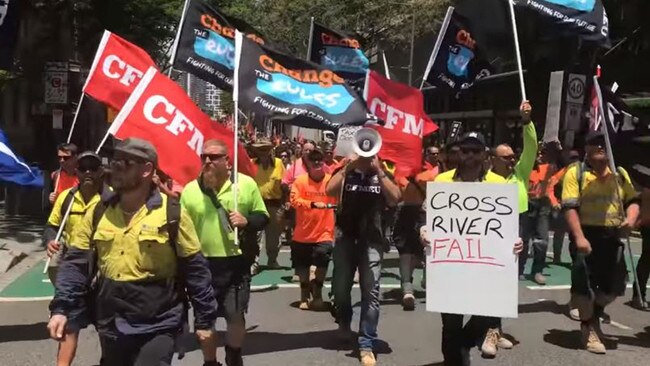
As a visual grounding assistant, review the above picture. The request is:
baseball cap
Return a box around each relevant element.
[114,138,158,165]
[459,131,487,147]
[585,130,605,145]
[77,151,101,164]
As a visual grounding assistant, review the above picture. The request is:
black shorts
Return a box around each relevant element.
[290,241,333,269]
[571,226,628,297]
[207,256,251,322]
[392,205,424,256]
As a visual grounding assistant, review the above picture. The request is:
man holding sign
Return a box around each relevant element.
[420,132,523,365]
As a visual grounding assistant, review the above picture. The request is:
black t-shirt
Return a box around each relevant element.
[335,167,391,243]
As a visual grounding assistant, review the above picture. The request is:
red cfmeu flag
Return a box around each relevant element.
[83,30,157,111]
[364,70,438,177]
[108,67,256,185]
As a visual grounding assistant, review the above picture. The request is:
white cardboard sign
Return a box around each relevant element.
[425,182,519,318]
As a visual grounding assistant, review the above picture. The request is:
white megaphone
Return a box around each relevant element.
[352,127,382,158]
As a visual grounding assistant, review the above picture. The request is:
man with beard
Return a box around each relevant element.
[326,148,401,366]
[44,151,109,366]
[421,132,524,365]
[562,131,640,354]
[47,138,217,366]
[290,148,337,310]
[181,139,269,366]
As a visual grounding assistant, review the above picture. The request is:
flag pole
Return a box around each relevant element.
[65,30,112,144]
[66,93,85,143]
[507,0,527,101]
[306,17,315,61]
[233,31,245,245]
[382,51,391,80]
[43,198,75,274]
[420,6,454,90]
[168,0,190,71]
[593,76,644,308]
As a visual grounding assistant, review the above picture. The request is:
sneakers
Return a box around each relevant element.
[298,301,310,310]
[481,328,499,357]
[203,362,221,366]
[360,350,376,366]
[518,274,526,281]
[631,296,650,311]
[497,335,513,349]
[581,322,606,354]
[569,307,580,321]
[402,293,415,311]
[533,273,546,285]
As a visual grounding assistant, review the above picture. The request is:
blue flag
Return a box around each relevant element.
[0,129,44,187]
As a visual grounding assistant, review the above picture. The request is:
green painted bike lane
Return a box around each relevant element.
[0,250,640,300]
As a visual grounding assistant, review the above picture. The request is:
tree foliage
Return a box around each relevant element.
[217,0,450,57]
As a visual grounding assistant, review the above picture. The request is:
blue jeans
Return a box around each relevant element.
[520,198,551,275]
[333,229,383,351]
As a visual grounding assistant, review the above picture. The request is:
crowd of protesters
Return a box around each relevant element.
[43,101,649,366]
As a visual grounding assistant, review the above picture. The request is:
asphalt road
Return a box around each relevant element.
[0,285,649,366]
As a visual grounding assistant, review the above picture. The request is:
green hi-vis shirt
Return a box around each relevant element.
[505,122,537,214]
[181,173,269,258]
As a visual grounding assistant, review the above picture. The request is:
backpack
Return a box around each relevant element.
[60,187,79,218]
[575,161,625,194]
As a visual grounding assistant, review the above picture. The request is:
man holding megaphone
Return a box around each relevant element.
[326,128,402,366]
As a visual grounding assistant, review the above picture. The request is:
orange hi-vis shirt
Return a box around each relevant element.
[397,167,439,205]
[290,173,337,243]
[528,163,557,201]
[51,170,79,202]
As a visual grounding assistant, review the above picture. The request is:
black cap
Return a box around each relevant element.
[585,130,605,145]
[114,138,158,165]
[307,148,324,162]
[77,151,101,164]
[459,131,487,147]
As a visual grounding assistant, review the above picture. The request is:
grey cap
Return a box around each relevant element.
[114,138,158,165]
[77,151,101,163]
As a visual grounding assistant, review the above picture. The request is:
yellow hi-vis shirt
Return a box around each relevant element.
[561,163,639,227]
[69,190,202,281]
[254,158,285,200]
[181,173,269,258]
[47,186,106,244]
[434,169,507,183]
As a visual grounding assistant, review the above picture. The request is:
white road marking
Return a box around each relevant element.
[42,279,51,283]
[0,296,53,302]
[607,320,633,330]
[527,284,650,291]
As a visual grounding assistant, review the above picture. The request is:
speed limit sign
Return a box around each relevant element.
[566,74,586,104]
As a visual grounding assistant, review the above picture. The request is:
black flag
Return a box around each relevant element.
[422,8,492,91]
[0,0,20,70]
[234,33,374,131]
[596,83,650,187]
[309,22,369,84]
[513,0,610,46]
[171,0,264,91]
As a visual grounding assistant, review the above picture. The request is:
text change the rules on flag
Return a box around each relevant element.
[235,33,374,131]
[309,22,369,83]
[172,0,264,91]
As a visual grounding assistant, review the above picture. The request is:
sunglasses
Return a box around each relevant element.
[77,164,101,173]
[460,146,484,154]
[201,153,227,162]
[109,158,144,170]
[497,154,516,161]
